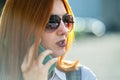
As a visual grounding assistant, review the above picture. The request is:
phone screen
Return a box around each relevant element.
[38,45,56,74]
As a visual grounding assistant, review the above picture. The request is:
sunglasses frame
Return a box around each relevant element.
[45,13,74,32]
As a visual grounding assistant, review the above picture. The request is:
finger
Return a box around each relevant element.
[22,38,41,72]
[28,39,41,66]
[21,44,35,72]
[45,58,58,69]
[38,50,53,65]
[27,44,36,66]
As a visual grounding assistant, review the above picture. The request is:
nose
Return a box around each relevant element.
[56,21,69,36]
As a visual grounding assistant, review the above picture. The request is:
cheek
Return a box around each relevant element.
[41,37,50,46]
[41,34,55,48]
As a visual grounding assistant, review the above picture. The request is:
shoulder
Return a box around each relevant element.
[80,64,97,80]
[65,64,97,80]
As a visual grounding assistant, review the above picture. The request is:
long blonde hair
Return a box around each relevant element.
[0,0,78,80]
[57,0,79,72]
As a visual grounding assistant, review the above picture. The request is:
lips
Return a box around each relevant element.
[56,40,66,47]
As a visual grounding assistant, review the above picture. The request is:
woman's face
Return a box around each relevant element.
[41,0,68,57]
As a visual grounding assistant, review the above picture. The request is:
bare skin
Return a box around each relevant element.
[21,43,57,80]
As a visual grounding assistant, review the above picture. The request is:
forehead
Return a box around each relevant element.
[51,0,67,15]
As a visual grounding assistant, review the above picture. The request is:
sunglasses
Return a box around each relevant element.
[45,13,74,32]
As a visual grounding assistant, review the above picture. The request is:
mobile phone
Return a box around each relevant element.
[38,44,56,74]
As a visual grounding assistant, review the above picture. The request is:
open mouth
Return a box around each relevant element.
[56,40,66,47]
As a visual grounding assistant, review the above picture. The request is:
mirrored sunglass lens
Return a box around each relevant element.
[50,15,61,23]
[63,14,74,31]
[46,15,61,31]
[46,22,59,30]
[63,14,74,23]
[45,20,60,32]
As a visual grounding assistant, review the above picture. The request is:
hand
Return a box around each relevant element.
[21,43,57,80]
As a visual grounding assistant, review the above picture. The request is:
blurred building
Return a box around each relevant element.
[69,0,120,33]
[102,0,120,32]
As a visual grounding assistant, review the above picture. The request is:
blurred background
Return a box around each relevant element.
[0,0,120,80]
[67,0,120,80]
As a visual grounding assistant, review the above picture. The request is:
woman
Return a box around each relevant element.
[0,0,97,80]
